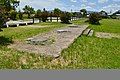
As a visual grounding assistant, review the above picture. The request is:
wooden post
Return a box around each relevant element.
[39,18,41,23]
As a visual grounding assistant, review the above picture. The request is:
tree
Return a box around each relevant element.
[0,6,6,31]
[10,10,17,20]
[18,10,23,20]
[100,10,108,18]
[89,12,101,25]
[0,0,19,31]
[23,5,35,18]
[53,8,61,22]
[12,0,20,10]
[35,9,41,18]
[41,8,48,22]
[60,12,71,24]
[80,9,87,17]
[35,9,42,22]
[0,0,20,11]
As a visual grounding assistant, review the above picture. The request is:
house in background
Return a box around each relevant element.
[115,10,120,19]
[109,10,120,19]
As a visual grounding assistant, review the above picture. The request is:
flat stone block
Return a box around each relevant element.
[83,29,91,35]
[57,30,71,33]
[69,25,79,28]
[88,30,94,36]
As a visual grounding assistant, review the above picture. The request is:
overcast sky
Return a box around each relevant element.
[19,0,120,13]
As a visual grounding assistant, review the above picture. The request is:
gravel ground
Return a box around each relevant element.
[8,25,88,57]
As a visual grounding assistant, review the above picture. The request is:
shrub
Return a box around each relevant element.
[60,12,71,24]
[89,12,101,25]
[10,10,17,20]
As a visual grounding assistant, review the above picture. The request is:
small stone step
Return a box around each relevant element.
[26,38,49,45]
[68,25,79,28]
[83,29,91,35]
[88,30,94,36]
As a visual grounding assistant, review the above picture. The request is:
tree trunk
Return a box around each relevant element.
[39,18,41,23]
[28,13,30,18]
[0,25,3,31]
[33,18,34,23]
[57,16,58,22]
[50,16,52,22]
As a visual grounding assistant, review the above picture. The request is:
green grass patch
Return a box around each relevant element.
[0,19,120,69]
[0,22,67,40]
[72,18,88,25]
[61,36,120,69]
[89,19,120,33]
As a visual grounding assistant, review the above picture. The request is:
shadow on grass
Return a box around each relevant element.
[0,36,13,46]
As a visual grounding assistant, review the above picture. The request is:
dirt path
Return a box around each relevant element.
[19,25,47,28]
[8,25,88,57]
[95,32,120,39]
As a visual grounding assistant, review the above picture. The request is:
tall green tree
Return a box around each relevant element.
[60,12,71,24]
[0,0,19,31]
[18,10,23,20]
[0,6,6,31]
[41,8,48,22]
[53,8,61,22]
[35,9,41,18]
[80,9,87,17]
[0,0,19,11]
[89,12,101,25]
[23,5,35,18]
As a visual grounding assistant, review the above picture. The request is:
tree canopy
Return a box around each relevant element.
[0,0,20,30]
[53,8,61,16]
[23,5,35,18]
[80,9,87,17]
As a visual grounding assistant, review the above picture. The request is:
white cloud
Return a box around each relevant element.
[20,0,68,11]
[98,0,108,3]
[112,0,120,2]
[100,4,120,13]
[80,4,96,11]
[88,2,96,7]
[81,0,88,3]
[70,0,77,2]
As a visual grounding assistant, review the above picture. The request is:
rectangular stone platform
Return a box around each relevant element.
[8,25,88,58]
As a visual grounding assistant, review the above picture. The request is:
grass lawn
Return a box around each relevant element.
[0,22,68,40]
[89,19,120,33]
[0,19,120,69]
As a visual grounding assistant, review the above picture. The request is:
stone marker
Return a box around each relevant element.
[88,30,94,36]
[83,29,91,35]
